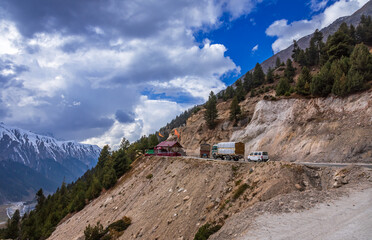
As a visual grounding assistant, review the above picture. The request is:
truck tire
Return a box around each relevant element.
[225,155,231,161]
[213,154,217,159]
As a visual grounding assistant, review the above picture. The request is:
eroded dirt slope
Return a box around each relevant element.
[49,157,372,240]
[232,90,372,163]
[174,90,371,163]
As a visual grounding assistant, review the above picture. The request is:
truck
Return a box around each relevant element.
[211,142,245,161]
[199,143,211,158]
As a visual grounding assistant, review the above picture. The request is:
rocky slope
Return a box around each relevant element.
[49,156,372,240]
[174,89,372,163]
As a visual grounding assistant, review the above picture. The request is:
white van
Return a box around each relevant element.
[247,151,269,162]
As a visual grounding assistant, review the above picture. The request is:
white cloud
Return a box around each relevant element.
[266,0,369,53]
[252,44,259,52]
[0,21,21,55]
[83,96,188,148]
[0,0,260,144]
[309,0,329,12]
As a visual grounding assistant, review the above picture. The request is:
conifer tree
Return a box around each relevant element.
[276,77,291,96]
[296,67,311,95]
[243,72,253,92]
[253,63,265,87]
[235,79,245,102]
[266,67,274,83]
[310,62,333,96]
[6,209,20,239]
[204,91,218,129]
[229,96,241,123]
[284,59,296,82]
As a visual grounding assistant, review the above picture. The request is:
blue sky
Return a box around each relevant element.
[0,0,368,148]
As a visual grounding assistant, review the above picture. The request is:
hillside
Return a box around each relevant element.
[249,0,372,73]
[172,89,371,163]
[49,156,372,240]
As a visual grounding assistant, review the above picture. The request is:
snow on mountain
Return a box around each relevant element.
[0,122,100,168]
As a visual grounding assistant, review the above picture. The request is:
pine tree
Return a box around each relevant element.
[204,91,218,129]
[292,40,301,61]
[326,23,354,61]
[243,72,253,92]
[356,15,372,44]
[296,67,311,95]
[253,63,265,87]
[276,77,291,96]
[235,79,245,102]
[97,145,111,169]
[6,209,20,239]
[229,96,241,123]
[310,62,333,96]
[284,59,296,82]
[266,67,274,83]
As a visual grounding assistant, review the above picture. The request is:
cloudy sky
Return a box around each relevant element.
[0,0,368,148]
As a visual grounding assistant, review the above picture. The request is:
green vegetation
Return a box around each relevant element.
[194,223,222,240]
[204,91,218,129]
[232,183,249,200]
[146,173,153,179]
[84,217,131,240]
[229,96,241,124]
[0,141,133,240]
[285,16,372,97]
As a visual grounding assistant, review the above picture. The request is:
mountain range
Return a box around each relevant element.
[0,122,101,203]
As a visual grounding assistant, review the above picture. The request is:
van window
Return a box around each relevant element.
[250,153,253,155]
[254,152,258,155]
[263,152,268,155]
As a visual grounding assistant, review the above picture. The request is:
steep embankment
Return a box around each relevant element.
[49,156,372,240]
[176,90,372,163]
[231,90,372,163]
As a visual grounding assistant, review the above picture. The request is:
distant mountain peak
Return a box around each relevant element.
[0,122,101,203]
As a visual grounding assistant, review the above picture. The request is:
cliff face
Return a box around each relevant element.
[232,90,372,163]
[174,90,372,163]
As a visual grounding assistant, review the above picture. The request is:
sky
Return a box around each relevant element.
[0,0,369,148]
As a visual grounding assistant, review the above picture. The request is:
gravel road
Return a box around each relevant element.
[239,187,372,240]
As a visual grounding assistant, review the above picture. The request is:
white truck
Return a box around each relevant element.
[211,142,245,161]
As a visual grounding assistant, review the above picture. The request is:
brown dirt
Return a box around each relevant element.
[48,157,372,240]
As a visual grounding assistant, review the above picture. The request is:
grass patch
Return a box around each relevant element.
[235,179,242,186]
[84,217,131,240]
[232,183,249,200]
[146,174,153,179]
[194,223,222,240]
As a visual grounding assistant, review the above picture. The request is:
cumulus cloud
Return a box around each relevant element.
[0,0,260,146]
[266,0,369,53]
[84,96,188,148]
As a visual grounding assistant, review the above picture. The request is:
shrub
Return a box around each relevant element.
[107,216,131,232]
[146,174,153,179]
[194,223,222,240]
[232,183,249,200]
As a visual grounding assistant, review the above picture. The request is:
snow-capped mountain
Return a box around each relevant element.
[0,122,100,167]
[0,122,101,203]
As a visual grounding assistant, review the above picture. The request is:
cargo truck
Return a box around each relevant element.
[199,143,211,158]
[211,142,245,161]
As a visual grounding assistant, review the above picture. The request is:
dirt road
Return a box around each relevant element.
[238,187,372,240]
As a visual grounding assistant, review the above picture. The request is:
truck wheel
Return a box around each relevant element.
[225,156,230,161]
[213,154,217,159]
